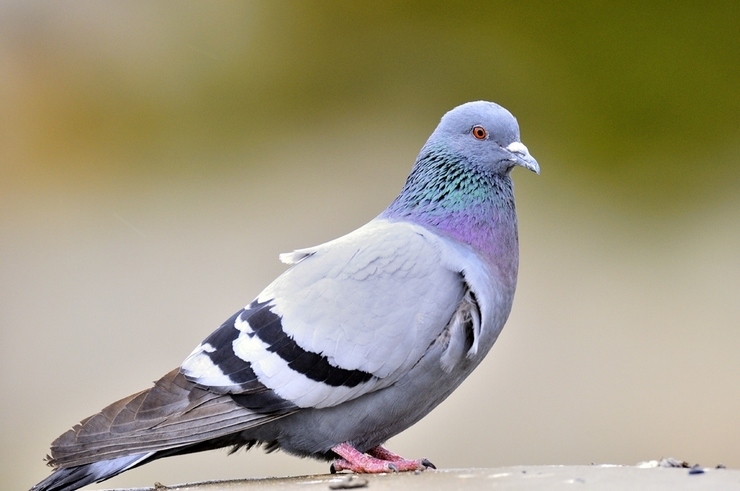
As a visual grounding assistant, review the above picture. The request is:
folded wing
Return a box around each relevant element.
[182,219,486,409]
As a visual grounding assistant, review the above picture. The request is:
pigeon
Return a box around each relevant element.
[31,101,539,491]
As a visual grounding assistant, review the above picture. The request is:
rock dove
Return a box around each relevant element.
[31,101,539,491]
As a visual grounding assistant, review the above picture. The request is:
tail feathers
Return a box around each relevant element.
[33,368,295,491]
[32,434,264,491]
[48,368,291,467]
[30,453,152,491]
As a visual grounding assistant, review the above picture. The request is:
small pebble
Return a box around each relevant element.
[329,475,370,489]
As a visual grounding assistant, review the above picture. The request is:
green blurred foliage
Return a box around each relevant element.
[2,1,738,206]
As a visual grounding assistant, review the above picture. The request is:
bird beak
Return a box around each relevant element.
[506,141,540,174]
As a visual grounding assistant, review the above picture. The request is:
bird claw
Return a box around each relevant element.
[330,443,434,474]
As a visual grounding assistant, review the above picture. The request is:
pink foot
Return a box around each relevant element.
[367,445,436,471]
[330,443,436,474]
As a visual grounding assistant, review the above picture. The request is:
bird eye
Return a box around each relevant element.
[472,125,487,140]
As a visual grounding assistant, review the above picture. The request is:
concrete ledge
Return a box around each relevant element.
[106,465,738,491]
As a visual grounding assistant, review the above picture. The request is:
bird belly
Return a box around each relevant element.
[246,336,488,460]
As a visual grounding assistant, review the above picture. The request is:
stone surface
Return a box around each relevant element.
[103,466,739,491]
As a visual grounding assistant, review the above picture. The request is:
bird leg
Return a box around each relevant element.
[330,442,436,473]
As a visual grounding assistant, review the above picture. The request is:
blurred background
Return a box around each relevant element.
[2,2,738,490]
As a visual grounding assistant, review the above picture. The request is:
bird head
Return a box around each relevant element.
[425,101,540,176]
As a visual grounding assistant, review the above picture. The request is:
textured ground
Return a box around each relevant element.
[101,466,739,491]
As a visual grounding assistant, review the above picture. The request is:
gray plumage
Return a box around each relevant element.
[31,101,539,491]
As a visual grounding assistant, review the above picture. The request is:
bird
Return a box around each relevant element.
[31,101,539,491]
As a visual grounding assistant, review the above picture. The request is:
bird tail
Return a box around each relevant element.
[30,453,153,491]
[30,368,291,491]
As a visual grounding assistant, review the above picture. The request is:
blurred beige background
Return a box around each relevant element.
[2,2,738,491]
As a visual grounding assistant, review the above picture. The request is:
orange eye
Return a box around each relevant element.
[472,125,487,140]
